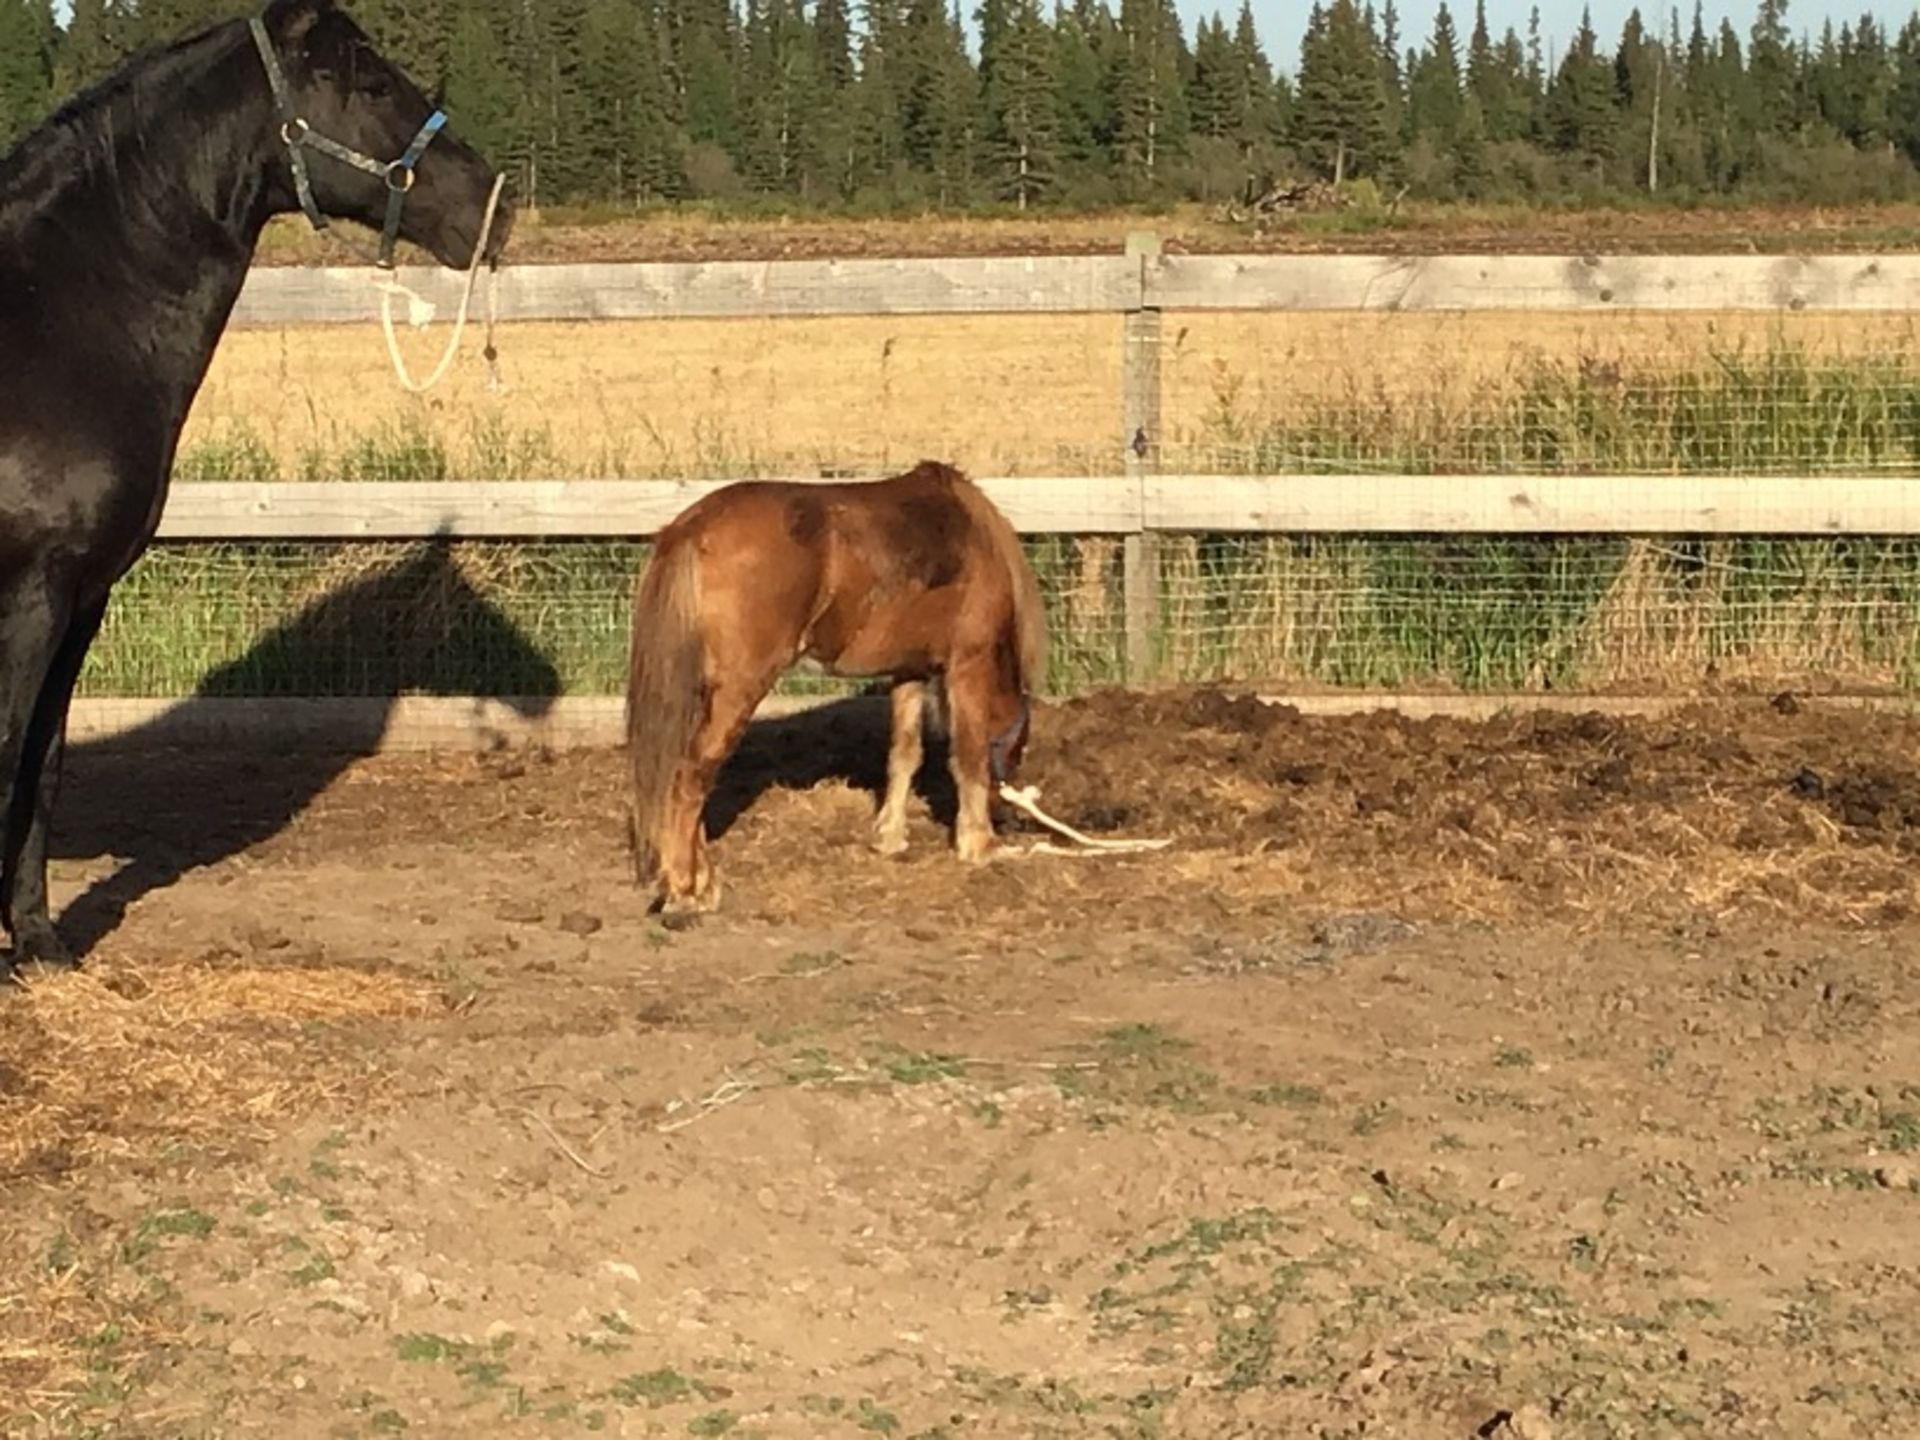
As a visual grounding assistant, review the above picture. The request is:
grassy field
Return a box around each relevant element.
[249,197,1920,266]
[182,311,1920,481]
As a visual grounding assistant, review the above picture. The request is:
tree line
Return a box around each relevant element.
[4,0,1920,211]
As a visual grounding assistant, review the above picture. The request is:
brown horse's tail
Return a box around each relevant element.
[625,532,706,884]
[954,476,1050,697]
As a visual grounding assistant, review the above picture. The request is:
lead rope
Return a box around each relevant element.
[997,783,1172,855]
[372,170,508,395]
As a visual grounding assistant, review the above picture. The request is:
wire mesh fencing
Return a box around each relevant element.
[78,532,1920,701]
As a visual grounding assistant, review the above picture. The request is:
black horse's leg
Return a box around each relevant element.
[0,572,77,976]
[6,599,106,969]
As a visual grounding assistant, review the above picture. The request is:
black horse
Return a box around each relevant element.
[0,0,512,976]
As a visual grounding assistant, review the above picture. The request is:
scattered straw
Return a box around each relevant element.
[657,1067,765,1133]
[511,1106,610,1177]
[0,959,444,1181]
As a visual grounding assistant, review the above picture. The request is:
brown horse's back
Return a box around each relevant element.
[663,462,1021,683]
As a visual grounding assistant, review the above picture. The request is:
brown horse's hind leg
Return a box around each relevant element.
[941,657,1000,864]
[873,680,926,856]
[657,677,770,916]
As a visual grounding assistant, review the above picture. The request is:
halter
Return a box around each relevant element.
[988,694,1033,785]
[249,14,447,270]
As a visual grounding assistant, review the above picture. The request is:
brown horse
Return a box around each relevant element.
[624,460,1049,916]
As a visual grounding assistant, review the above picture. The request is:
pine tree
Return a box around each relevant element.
[444,1,524,179]
[1615,8,1668,189]
[815,0,855,90]
[1377,0,1404,143]
[1747,0,1799,136]
[125,0,232,51]
[1295,0,1392,182]
[901,0,982,201]
[1230,0,1284,150]
[1466,0,1501,124]
[0,0,53,150]
[1407,1,1463,146]
[1840,15,1893,149]
[1455,89,1490,192]
[1052,0,1112,174]
[1191,14,1238,139]
[848,0,906,191]
[984,0,1059,206]
[1110,0,1188,194]
[1892,13,1920,164]
[677,0,740,153]
[52,0,129,100]
[740,0,829,194]
[1545,6,1616,166]
[1525,4,1545,120]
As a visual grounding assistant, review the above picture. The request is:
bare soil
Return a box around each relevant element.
[7,689,1920,1437]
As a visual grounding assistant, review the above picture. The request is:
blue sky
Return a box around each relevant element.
[1219,0,1918,74]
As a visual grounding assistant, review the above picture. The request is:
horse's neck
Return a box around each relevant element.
[0,27,275,388]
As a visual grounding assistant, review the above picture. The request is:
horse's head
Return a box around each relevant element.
[253,0,513,270]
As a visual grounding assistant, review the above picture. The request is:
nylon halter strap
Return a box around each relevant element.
[248,14,448,270]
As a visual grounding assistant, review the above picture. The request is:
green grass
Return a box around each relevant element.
[114,341,1920,702]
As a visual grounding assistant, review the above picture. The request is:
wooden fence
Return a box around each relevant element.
[83,244,1920,748]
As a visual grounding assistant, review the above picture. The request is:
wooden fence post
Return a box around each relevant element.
[1122,231,1163,685]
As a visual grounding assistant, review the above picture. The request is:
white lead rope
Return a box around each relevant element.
[371,170,509,395]
[997,783,1172,855]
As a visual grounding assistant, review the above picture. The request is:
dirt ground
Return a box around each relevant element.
[8,688,1920,1437]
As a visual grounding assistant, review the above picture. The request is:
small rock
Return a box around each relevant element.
[242,924,292,953]
[604,1260,642,1285]
[1507,1403,1555,1440]
[398,1270,434,1301]
[484,1320,516,1343]
[1492,1171,1525,1192]
[494,900,544,925]
[1875,1162,1916,1191]
[227,1337,258,1358]
[1771,690,1802,715]
[557,910,603,937]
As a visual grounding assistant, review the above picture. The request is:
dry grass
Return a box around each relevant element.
[0,957,443,1181]
[184,309,1920,481]
[0,957,446,1428]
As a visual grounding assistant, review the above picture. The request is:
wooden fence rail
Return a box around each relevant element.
[156,473,1920,542]
[231,251,1920,325]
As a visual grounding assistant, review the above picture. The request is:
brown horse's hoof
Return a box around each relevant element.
[954,822,998,864]
[657,882,722,928]
[9,922,77,972]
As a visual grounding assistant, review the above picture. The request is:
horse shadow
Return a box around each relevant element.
[50,536,560,957]
[703,688,960,843]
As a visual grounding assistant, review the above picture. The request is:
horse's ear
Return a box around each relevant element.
[266,0,334,42]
